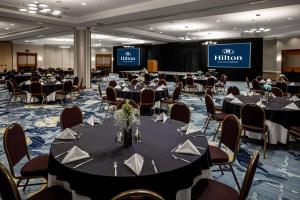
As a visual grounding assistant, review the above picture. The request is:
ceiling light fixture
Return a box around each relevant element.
[202,41,217,45]
[19,2,62,17]
[288,17,293,20]
[81,2,87,6]
[244,14,271,33]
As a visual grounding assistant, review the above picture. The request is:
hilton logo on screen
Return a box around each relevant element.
[214,48,242,61]
[120,51,135,61]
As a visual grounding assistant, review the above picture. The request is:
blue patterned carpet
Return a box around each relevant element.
[0,74,299,199]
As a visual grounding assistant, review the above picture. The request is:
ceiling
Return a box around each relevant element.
[0,0,299,46]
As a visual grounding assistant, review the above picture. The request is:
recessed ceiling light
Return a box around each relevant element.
[288,17,293,20]
[10,24,15,26]
[5,27,9,30]
[149,27,153,30]
[28,3,37,7]
[39,4,48,8]
[24,40,31,43]
[159,32,163,34]
[81,2,87,6]
[19,8,28,11]
[28,7,38,10]
[233,28,237,30]
[216,19,221,23]
[28,10,37,14]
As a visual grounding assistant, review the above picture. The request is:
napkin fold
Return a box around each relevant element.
[289,82,295,86]
[175,140,201,155]
[122,83,128,87]
[122,87,130,91]
[150,82,156,86]
[155,112,168,123]
[231,98,243,104]
[155,86,163,91]
[266,78,272,83]
[259,80,265,83]
[284,103,300,110]
[41,82,45,85]
[25,80,31,85]
[225,93,235,99]
[61,146,90,164]
[56,128,77,140]
[115,85,121,89]
[87,115,102,126]
[181,123,201,135]
[269,92,276,98]
[256,101,266,108]
[289,95,300,101]
[124,153,144,175]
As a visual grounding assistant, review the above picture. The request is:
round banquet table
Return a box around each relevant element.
[48,116,211,200]
[222,95,300,144]
[21,82,63,95]
[115,85,169,102]
[259,81,300,94]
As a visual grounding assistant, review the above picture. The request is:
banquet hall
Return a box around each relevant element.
[0,0,299,200]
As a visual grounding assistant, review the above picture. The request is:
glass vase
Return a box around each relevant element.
[123,126,132,148]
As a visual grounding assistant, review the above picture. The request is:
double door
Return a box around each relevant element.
[0,42,13,72]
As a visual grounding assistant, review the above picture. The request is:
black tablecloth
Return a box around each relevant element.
[259,81,300,94]
[48,116,211,200]
[222,95,300,128]
[21,83,62,95]
[116,85,169,102]
[14,74,32,84]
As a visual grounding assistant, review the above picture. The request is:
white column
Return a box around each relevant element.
[74,27,91,88]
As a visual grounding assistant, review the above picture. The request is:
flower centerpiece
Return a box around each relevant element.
[262,83,272,102]
[114,100,140,147]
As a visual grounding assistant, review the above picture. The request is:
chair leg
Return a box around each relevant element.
[229,164,241,192]
[219,165,224,175]
[213,122,221,141]
[22,179,29,191]
[99,101,103,111]
[7,95,12,106]
[105,103,110,119]
[264,131,268,159]
[203,117,211,134]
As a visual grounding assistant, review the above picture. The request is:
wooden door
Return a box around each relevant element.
[2,43,12,71]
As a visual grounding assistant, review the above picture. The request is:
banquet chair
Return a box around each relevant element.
[215,74,227,93]
[241,104,269,158]
[278,76,288,82]
[30,76,40,82]
[158,79,167,86]
[109,80,117,88]
[256,76,264,81]
[140,88,155,115]
[203,77,215,92]
[173,74,179,83]
[73,78,83,97]
[191,151,259,200]
[159,73,166,80]
[6,80,26,106]
[204,95,227,137]
[60,105,83,130]
[98,84,108,111]
[117,99,139,109]
[271,87,283,97]
[73,76,79,88]
[227,86,240,95]
[144,73,151,85]
[112,189,165,200]
[245,77,253,91]
[251,79,263,94]
[205,88,222,111]
[131,79,138,86]
[274,82,288,96]
[3,123,49,190]
[208,114,242,191]
[127,73,134,82]
[0,162,71,200]
[29,82,47,109]
[185,76,198,94]
[56,80,73,105]
[106,86,123,118]
[160,86,181,113]
[287,126,300,143]
[170,102,191,123]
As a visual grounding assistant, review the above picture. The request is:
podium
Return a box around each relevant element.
[147,59,158,73]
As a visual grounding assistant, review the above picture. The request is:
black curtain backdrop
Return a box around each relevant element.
[113,38,263,81]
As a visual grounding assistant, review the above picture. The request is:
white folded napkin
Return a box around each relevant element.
[160,85,166,89]
[289,82,295,86]
[87,115,102,126]
[289,96,300,101]
[41,82,45,85]
[115,85,121,89]
[140,88,146,92]
[181,123,201,135]
[25,80,31,85]
[256,101,266,108]
[56,128,77,140]
[225,93,235,99]
[122,83,127,87]
[259,80,265,83]
[231,98,243,104]
[155,112,168,123]
[266,78,272,83]
[284,103,300,110]
[175,140,201,155]
[124,153,144,175]
[55,81,61,85]
[122,87,130,91]
[61,146,90,164]
[150,83,156,86]
[208,141,234,162]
